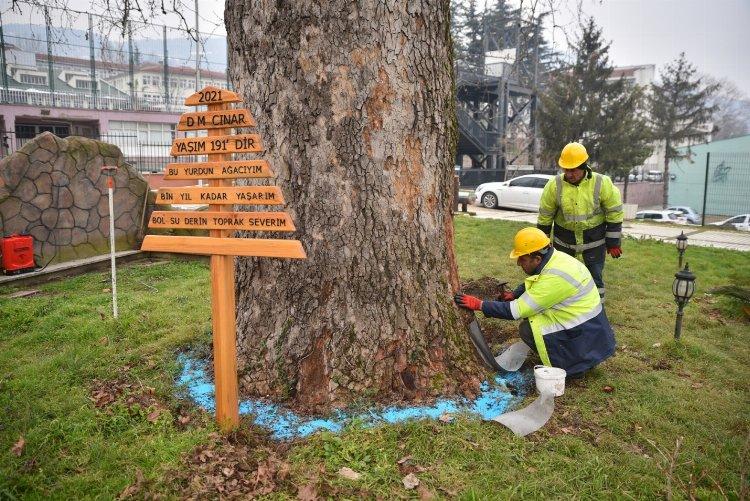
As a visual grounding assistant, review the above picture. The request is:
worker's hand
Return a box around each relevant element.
[607,246,622,259]
[497,290,515,301]
[454,293,483,311]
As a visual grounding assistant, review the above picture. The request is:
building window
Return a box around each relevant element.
[109,120,174,144]
[75,80,92,89]
[16,124,70,138]
[20,74,47,85]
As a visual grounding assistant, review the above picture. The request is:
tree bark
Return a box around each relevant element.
[226,0,485,411]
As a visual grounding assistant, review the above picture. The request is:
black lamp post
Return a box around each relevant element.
[672,263,696,340]
[676,231,688,269]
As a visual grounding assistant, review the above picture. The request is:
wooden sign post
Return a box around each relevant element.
[141,86,306,432]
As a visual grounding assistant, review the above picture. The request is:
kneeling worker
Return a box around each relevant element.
[455,227,616,377]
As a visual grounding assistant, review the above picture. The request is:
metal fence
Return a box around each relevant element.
[0,1,228,113]
[669,152,750,224]
[0,129,175,174]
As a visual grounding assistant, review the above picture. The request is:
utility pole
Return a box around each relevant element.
[88,14,98,108]
[481,0,489,75]
[44,6,56,107]
[195,0,201,91]
[163,25,170,111]
[0,11,10,99]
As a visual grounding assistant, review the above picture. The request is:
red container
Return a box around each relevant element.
[1,234,35,274]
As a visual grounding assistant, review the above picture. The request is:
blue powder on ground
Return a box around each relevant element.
[177,354,530,440]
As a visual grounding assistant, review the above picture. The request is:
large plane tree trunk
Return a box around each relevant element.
[226,0,484,411]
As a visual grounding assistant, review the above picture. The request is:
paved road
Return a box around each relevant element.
[464,206,750,252]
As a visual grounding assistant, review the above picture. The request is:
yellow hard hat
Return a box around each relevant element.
[509,227,551,258]
[558,142,589,169]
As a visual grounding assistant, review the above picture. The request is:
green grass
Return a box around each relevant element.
[1,218,749,499]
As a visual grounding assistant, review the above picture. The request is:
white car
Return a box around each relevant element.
[635,210,687,224]
[474,174,553,211]
[710,214,750,231]
[666,206,700,225]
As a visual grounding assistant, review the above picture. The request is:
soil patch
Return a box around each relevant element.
[460,276,514,300]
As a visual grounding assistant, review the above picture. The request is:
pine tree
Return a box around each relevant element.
[515,13,557,86]
[650,53,719,208]
[450,1,468,63]
[537,19,615,163]
[596,86,652,202]
[536,17,651,189]
[463,0,484,71]
[483,0,517,52]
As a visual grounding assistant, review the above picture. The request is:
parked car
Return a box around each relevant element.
[628,173,643,182]
[666,206,701,224]
[635,210,688,224]
[474,174,554,211]
[709,214,750,231]
[644,170,663,182]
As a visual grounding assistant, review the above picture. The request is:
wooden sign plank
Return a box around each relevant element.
[171,134,263,156]
[177,109,256,131]
[164,160,273,180]
[184,86,241,106]
[141,235,307,258]
[155,186,284,205]
[149,211,295,231]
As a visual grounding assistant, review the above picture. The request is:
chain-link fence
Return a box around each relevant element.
[0,1,228,113]
[669,151,750,225]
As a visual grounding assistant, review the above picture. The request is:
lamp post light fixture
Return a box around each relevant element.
[672,263,696,340]
[676,231,688,269]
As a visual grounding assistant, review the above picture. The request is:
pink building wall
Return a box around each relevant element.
[0,103,182,134]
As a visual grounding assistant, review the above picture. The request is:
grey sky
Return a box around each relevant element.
[201,0,750,94]
[552,0,749,94]
[11,0,749,95]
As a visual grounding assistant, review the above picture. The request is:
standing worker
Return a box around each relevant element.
[455,227,616,378]
[537,142,623,299]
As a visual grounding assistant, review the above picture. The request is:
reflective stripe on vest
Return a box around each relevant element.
[522,250,602,366]
[556,174,604,222]
[554,236,606,252]
[538,302,603,336]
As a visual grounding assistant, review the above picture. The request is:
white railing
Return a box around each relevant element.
[0,87,190,113]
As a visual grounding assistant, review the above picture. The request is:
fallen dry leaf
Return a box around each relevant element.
[178,414,191,425]
[11,436,25,456]
[438,413,454,423]
[297,483,318,501]
[652,342,661,348]
[397,455,413,465]
[117,468,144,499]
[691,382,704,389]
[146,410,161,423]
[402,472,420,489]
[99,336,109,346]
[417,484,435,500]
[602,385,614,393]
[337,467,361,481]
[560,427,574,434]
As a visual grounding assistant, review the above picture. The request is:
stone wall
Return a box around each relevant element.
[0,132,150,265]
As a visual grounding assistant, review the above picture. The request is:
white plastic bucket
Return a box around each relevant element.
[534,365,567,397]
